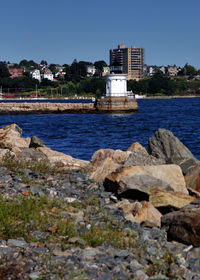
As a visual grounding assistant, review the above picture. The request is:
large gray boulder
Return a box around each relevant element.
[161,198,200,247]
[148,129,198,174]
[123,146,164,167]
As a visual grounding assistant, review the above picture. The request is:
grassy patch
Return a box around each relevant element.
[0,153,65,175]
[0,193,137,251]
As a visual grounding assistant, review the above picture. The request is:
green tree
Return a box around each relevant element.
[0,62,10,78]
[182,63,196,77]
[49,64,56,75]
[40,60,48,65]
[94,60,107,72]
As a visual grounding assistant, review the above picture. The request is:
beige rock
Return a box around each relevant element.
[0,149,15,160]
[127,142,147,152]
[37,147,89,170]
[0,124,30,149]
[116,199,161,227]
[104,165,188,196]
[91,149,115,167]
[90,149,131,182]
[147,186,195,211]
[90,157,121,182]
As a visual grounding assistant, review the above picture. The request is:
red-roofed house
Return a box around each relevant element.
[8,68,23,78]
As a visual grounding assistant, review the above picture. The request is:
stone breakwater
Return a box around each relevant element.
[0,124,199,279]
[0,97,138,114]
[0,102,96,114]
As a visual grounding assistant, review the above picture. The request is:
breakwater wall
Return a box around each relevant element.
[0,102,96,114]
[0,98,138,114]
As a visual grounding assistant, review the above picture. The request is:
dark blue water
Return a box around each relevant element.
[0,98,200,161]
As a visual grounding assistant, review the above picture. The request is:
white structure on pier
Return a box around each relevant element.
[106,73,133,97]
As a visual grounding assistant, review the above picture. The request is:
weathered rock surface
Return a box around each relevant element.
[0,124,89,170]
[104,165,188,199]
[37,147,89,169]
[0,149,15,159]
[29,136,45,148]
[148,128,198,174]
[124,145,164,167]
[17,148,47,161]
[0,124,30,149]
[148,186,195,213]
[185,163,200,192]
[116,199,162,227]
[161,198,200,247]
[90,149,131,182]
[127,141,147,152]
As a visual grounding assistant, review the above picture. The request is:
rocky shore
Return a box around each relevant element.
[0,124,199,279]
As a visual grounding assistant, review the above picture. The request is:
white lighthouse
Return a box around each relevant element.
[95,60,137,112]
[106,73,130,97]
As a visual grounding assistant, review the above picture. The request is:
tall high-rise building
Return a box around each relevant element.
[109,44,144,81]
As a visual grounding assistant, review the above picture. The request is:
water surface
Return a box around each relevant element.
[0,98,199,161]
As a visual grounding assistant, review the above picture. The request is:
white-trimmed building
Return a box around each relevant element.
[106,73,133,97]
[42,68,54,81]
[30,69,41,82]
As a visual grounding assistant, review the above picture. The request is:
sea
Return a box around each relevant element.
[0,97,200,161]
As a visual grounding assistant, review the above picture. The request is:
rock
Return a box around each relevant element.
[148,129,198,174]
[17,148,46,161]
[104,165,188,199]
[7,238,27,248]
[29,136,45,148]
[161,198,200,247]
[116,199,162,227]
[123,146,164,167]
[127,142,147,152]
[0,124,30,149]
[185,164,200,192]
[90,149,130,182]
[53,250,72,257]
[37,147,89,170]
[90,157,121,183]
[0,149,15,160]
[147,186,195,214]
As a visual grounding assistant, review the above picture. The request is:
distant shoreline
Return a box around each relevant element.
[144,95,199,99]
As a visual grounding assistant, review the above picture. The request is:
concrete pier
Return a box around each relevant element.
[0,99,138,114]
[0,102,95,114]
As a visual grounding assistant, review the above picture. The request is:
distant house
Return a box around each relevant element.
[167,65,179,76]
[30,69,41,82]
[55,65,66,79]
[8,68,23,78]
[42,68,54,81]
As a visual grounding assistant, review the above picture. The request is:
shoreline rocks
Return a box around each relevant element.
[0,124,199,278]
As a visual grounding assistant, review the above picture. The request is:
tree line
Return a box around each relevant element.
[1,60,200,96]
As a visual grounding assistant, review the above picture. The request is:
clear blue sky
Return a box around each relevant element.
[1,0,200,68]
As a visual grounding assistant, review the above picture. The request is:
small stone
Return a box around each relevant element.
[68,237,85,246]
[53,250,73,257]
[65,197,77,203]
[110,195,118,203]
[29,272,41,280]
[7,239,27,248]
